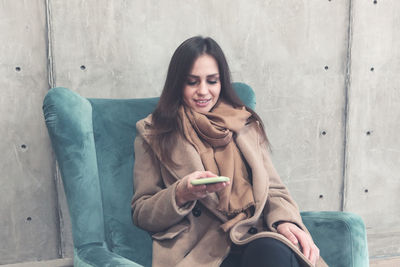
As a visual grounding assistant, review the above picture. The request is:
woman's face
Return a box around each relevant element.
[183,54,221,113]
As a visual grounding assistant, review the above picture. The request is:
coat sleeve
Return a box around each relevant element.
[131,134,196,233]
[260,140,307,232]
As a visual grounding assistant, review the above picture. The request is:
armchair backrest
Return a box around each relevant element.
[43,82,256,266]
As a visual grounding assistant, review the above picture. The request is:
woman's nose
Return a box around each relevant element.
[197,81,208,95]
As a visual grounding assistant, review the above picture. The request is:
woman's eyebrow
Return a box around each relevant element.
[187,73,219,78]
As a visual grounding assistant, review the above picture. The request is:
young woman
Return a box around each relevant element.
[131,36,325,267]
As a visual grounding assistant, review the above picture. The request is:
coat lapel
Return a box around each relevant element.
[235,122,269,207]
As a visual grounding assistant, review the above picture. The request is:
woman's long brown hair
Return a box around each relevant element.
[149,36,268,168]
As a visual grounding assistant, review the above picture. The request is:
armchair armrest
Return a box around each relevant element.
[43,87,105,247]
[301,211,369,267]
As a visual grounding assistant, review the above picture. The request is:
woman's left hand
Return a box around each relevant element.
[277,222,320,265]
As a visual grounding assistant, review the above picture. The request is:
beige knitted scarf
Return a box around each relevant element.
[179,100,255,232]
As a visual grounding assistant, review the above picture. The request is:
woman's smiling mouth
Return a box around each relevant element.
[194,99,211,107]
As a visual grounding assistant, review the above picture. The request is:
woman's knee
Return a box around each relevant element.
[241,238,300,267]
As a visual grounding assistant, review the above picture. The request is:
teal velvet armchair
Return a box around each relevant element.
[43,83,369,267]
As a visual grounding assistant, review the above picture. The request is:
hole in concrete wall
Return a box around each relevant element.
[319,194,324,199]
[324,66,329,70]
[80,65,86,70]
[21,144,27,149]
[321,131,327,136]
[373,0,377,4]
[364,189,369,193]
[370,67,374,72]
[366,131,372,136]
[26,217,32,221]
[15,67,21,72]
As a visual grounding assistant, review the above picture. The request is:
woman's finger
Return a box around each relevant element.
[309,244,319,265]
[277,223,298,245]
[205,181,229,193]
[194,191,207,198]
[203,171,218,177]
[190,184,206,192]
[294,228,310,259]
[292,226,319,264]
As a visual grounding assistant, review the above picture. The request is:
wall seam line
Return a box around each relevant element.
[45,0,55,88]
[45,0,64,259]
[341,0,354,212]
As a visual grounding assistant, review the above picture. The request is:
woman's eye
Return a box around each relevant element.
[207,80,218,84]
[186,80,198,86]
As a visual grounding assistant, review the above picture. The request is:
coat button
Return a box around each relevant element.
[248,227,258,235]
[192,207,201,217]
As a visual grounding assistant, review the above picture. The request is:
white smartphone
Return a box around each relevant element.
[190,176,230,186]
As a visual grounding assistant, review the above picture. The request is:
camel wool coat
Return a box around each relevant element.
[131,114,328,267]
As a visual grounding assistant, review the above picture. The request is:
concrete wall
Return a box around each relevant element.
[0,0,398,264]
[344,0,400,257]
[0,0,61,264]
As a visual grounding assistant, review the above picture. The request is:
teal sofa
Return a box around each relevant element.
[43,83,369,267]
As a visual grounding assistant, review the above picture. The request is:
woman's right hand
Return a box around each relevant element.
[175,171,229,207]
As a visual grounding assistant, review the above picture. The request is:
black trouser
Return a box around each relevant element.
[220,237,301,267]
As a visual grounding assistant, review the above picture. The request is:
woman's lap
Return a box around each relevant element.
[220,237,301,267]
